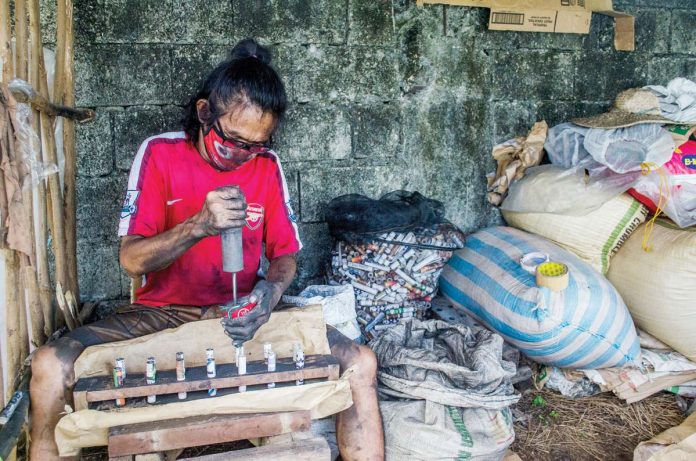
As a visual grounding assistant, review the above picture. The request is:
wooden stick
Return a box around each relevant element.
[27,0,49,345]
[65,290,79,327]
[55,283,76,331]
[56,0,79,305]
[30,0,68,337]
[13,0,33,365]
[0,0,13,82]
[77,301,97,325]
[14,0,28,82]
[3,251,21,402]
[9,86,95,122]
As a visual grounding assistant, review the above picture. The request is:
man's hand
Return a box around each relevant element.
[192,186,247,238]
[221,280,281,343]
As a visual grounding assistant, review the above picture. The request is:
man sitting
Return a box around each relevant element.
[29,38,384,461]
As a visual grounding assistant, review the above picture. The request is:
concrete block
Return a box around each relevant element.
[634,9,671,54]
[171,45,230,106]
[396,6,447,93]
[75,45,172,106]
[348,0,394,45]
[646,57,696,86]
[274,104,351,162]
[299,165,417,223]
[233,0,347,45]
[491,100,609,142]
[85,0,234,44]
[349,47,400,102]
[574,52,649,101]
[350,102,400,159]
[670,10,696,55]
[76,174,127,243]
[114,106,183,171]
[77,240,122,301]
[174,0,236,44]
[488,50,575,100]
[285,45,398,103]
[76,109,114,177]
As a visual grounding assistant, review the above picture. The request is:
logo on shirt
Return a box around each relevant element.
[245,203,264,230]
[285,201,298,223]
[121,190,140,219]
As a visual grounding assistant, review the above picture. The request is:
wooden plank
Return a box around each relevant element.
[107,411,311,458]
[74,355,339,409]
[179,437,330,461]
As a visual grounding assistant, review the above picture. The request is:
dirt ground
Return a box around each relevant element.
[510,388,687,461]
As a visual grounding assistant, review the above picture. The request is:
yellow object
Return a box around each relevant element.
[536,262,569,292]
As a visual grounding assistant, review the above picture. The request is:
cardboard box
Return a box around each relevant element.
[416,0,635,51]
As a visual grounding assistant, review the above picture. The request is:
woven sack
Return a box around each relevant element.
[503,193,647,274]
[607,220,696,362]
[440,227,641,369]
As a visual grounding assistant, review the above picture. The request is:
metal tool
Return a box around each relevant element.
[221,226,257,348]
[221,227,244,306]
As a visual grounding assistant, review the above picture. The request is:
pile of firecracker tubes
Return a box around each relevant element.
[329,223,465,340]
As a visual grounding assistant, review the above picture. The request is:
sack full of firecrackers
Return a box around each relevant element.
[328,222,466,340]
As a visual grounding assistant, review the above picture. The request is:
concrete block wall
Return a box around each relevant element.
[46,0,696,302]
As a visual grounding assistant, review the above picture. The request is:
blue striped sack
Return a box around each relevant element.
[440,226,640,369]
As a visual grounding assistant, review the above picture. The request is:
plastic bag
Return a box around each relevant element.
[9,80,59,190]
[544,122,591,168]
[281,285,362,340]
[583,124,675,173]
[545,121,675,174]
[500,164,640,216]
[628,139,696,227]
[326,191,445,241]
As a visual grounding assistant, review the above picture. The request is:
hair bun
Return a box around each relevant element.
[230,38,272,65]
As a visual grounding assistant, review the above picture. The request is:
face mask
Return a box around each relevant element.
[202,123,271,171]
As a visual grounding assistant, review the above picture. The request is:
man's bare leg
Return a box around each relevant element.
[328,328,384,461]
[29,337,85,460]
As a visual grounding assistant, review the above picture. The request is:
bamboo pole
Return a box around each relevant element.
[0,0,12,82]
[27,0,49,345]
[29,0,63,339]
[13,0,34,364]
[55,0,79,305]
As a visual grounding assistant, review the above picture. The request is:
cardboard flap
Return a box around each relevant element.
[418,0,635,51]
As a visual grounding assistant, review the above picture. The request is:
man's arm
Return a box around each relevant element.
[262,253,297,307]
[120,186,247,277]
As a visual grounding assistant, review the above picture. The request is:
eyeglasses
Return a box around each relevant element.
[213,123,273,155]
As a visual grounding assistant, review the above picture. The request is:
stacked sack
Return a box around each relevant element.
[608,219,696,362]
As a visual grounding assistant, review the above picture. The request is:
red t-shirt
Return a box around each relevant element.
[118,132,302,307]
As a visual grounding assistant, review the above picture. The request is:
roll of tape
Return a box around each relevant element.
[536,261,569,292]
[520,252,549,274]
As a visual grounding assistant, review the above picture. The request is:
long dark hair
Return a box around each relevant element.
[181,38,287,143]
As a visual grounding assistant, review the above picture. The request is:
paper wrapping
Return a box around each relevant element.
[57,306,353,456]
[74,305,330,378]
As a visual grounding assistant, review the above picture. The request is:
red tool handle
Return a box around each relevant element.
[225,301,257,319]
